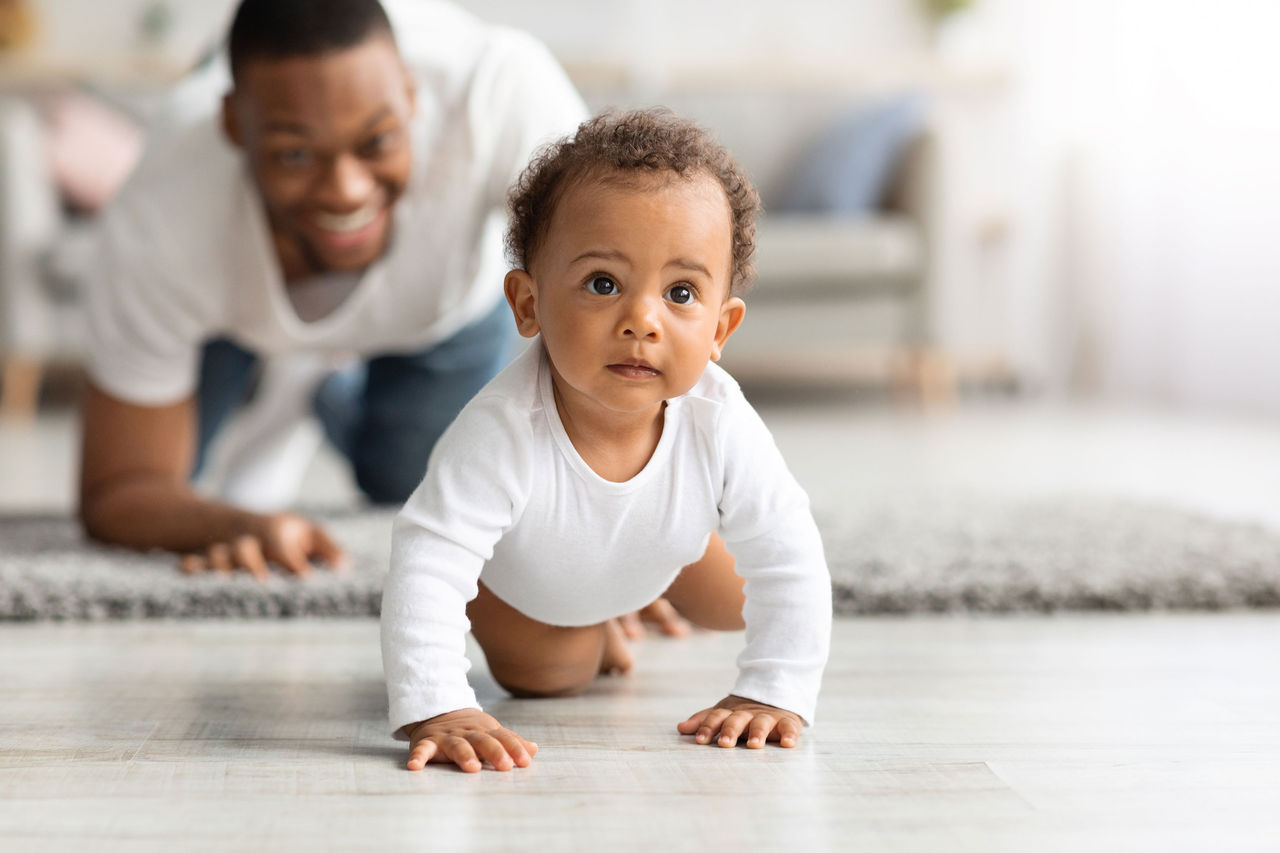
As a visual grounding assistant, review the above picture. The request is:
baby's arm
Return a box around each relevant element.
[679,393,832,746]
[381,398,535,771]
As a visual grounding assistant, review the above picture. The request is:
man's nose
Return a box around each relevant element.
[318,153,375,207]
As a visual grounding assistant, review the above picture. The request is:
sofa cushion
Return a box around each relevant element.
[752,213,924,294]
[775,95,926,215]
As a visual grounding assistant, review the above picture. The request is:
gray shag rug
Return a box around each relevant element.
[2,496,1279,621]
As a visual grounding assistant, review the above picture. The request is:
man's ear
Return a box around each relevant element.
[504,269,541,338]
[401,63,417,117]
[221,93,242,148]
[709,296,746,362]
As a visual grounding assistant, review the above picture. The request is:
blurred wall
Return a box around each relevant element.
[985,0,1280,416]
[27,0,237,72]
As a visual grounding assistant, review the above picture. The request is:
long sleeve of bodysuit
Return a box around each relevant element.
[713,394,832,725]
[381,397,533,738]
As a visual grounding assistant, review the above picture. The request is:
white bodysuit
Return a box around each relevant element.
[381,343,832,736]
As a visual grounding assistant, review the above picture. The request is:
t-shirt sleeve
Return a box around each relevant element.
[469,30,588,208]
[715,393,833,725]
[381,395,534,738]
[83,193,209,406]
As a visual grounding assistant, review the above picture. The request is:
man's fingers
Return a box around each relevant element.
[407,738,437,771]
[180,554,205,575]
[311,526,347,570]
[276,541,313,577]
[233,535,270,582]
[207,542,233,574]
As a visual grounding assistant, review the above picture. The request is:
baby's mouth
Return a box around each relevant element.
[607,359,660,379]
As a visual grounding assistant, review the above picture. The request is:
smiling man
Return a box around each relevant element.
[77,0,585,577]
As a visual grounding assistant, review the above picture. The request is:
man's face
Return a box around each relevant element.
[224,35,415,278]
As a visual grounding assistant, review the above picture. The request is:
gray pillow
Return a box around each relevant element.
[776,94,925,215]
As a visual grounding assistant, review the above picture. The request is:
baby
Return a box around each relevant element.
[381,109,832,772]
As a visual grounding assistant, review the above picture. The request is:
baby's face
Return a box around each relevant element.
[511,171,744,421]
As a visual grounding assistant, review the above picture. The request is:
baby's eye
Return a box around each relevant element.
[588,276,618,295]
[666,284,695,305]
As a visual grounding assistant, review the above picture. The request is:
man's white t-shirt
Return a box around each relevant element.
[85,1,586,406]
[382,343,833,735]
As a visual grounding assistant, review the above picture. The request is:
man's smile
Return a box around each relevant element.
[314,202,382,233]
[308,202,389,253]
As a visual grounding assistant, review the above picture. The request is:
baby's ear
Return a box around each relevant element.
[504,270,541,338]
[710,296,746,362]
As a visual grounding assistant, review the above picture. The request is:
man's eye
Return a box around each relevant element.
[588,276,618,295]
[359,132,393,157]
[666,284,694,304]
[276,149,313,167]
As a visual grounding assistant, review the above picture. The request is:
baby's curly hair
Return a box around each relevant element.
[505,109,761,295]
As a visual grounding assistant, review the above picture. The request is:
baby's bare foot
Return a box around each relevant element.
[600,619,635,675]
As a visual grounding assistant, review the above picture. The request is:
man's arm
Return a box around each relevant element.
[78,382,343,577]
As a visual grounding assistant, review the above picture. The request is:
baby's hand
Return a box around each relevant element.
[677,695,803,749]
[404,709,537,773]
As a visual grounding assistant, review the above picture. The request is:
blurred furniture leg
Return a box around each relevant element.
[0,356,41,419]
[0,95,60,420]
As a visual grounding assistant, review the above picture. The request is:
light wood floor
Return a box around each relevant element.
[2,614,1279,851]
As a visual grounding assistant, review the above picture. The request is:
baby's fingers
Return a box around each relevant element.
[715,709,756,748]
[406,738,438,771]
[468,732,521,771]
[441,736,483,773]
[684,708,734,745]
[746,714,776,749]
[774,714,802,748]
[491,729,538,768]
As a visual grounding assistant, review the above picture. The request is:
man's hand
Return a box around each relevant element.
[179,511,346,580]
[677,695,804,749]
[404,709,537,773]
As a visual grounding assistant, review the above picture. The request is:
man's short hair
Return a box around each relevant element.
[227,0,395,82]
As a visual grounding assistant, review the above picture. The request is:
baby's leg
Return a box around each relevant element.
[468,581,625,699]
[662,532,746,631]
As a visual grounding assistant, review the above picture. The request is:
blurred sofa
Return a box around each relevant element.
[0,76,945,416]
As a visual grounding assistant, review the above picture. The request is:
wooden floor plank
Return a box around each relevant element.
[2,615,1279,850]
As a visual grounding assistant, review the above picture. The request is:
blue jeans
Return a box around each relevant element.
[194,299,515,505]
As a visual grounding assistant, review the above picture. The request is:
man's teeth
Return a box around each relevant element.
[315,205,380,232]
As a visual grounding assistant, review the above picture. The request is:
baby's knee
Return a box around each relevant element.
[488,658,597,699]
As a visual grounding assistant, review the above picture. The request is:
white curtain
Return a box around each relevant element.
[995,0,1280,414]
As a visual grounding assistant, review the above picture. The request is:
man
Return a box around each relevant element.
[78,0,586,578]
